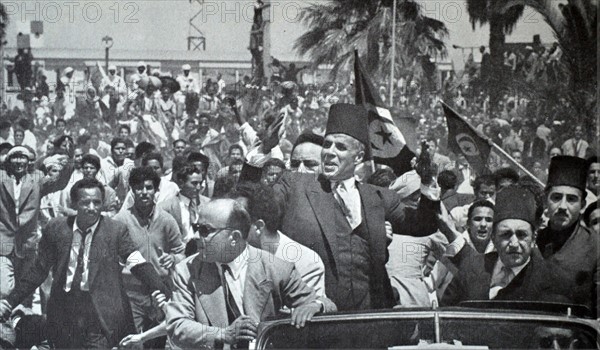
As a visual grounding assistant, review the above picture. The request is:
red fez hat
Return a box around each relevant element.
[494,186,536,227]
[547,156,587,192]
[325,104,369,147]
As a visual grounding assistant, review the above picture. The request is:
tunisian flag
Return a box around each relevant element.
[441,102,491,175]
[354,50,416,176]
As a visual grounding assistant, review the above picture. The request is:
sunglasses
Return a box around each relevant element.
[290,159,320,169]
[192,223,235,238]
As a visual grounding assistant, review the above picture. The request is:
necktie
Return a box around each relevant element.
[222,264,248,349]
[490,266,515,299]
[71,228,91,292]
[189,198,199,225]
[334,182,361,230]
[48,206,56,218]
[221,265,242,322]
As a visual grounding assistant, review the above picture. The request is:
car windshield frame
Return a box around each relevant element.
[255,307,600,350]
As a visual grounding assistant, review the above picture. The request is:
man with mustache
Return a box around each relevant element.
[442,186,571,306]
[536,156,599,317]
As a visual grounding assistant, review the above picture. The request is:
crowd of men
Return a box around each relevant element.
[0,58,597,349]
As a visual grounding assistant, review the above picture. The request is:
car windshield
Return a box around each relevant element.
[259,317,435,349]
[257,314,598,349]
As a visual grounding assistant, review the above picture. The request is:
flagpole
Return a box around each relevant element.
[440,101,544,187]
[490,142,545,187]
[389,0,397,107]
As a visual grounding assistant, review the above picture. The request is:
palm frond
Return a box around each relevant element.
[293,0,448,79]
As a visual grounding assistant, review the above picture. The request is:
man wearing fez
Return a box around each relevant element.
[442,186,570,306]
[536,156,599,316]
[274,103,440,311]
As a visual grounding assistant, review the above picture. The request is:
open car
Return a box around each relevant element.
[254,302,599,349]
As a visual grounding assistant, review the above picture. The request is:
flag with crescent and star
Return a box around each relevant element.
[441,102,491,175]
[354,50,416,176]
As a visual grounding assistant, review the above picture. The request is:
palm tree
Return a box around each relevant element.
[498,0,597,123]
[294,0,448,82]
[500,0,596,92]
[465,0,524,109]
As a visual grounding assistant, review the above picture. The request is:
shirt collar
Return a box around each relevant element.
[462,232,496,254]
[131,204,157,223]
[495,256,531,278]
[73,217,100,236]
[179,194,191,206]
[331,177,357,191]
[224,246,249,280]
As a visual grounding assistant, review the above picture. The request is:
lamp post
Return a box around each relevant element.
[389,0,397,107]
[101,35,114,72]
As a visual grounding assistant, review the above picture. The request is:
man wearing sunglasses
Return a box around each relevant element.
[166,199,336,349]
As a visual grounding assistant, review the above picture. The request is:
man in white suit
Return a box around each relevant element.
[165,199,336,349]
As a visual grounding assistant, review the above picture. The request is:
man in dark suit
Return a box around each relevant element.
[0,178,171,348]
[158,164,210,255]
[166,199,336,349]
[274,104,441,311]
[536,156,599,316]
[442,186,571,306]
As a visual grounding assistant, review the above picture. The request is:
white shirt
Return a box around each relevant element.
[99,157,135,190]
[462,231,495,254]
[100,75,127,96]
[9,175,23,214]
[176,75,200,94]
[65,219,146,292]
[331,177,362,230]
[178,195,195,243]
[218,246,250,314]
[64,220,99,292]
[489,258,529,299]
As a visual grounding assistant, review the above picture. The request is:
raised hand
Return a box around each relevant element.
[261,111,285,152]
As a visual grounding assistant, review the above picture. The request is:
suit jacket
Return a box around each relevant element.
[166,245,336,349]
[561,138,589,158]
[274,172,439,310]
[537,223,599,316]
[276,232,326,297]
[158,193,210,241]
[7,216,138,347]
[441,245,572,306]
[0,166,73,257]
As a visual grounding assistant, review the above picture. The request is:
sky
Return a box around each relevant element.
[4,0,557,60]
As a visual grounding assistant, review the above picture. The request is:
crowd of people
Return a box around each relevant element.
[0,52,597,349]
